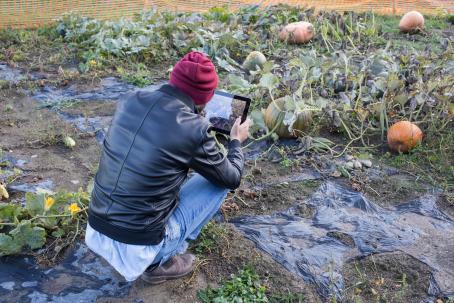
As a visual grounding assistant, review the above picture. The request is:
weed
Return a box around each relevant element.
[117,63,153,87]
[39,99,81,111]
[449,15,454,25]
[343,254,427,303]
[277,147,300,168]
[198,266,268,303]
[0,80,10,90]
[269,291,305,303]
[191,221,228,255]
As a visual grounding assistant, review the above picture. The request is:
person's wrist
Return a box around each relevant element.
[230,137,242,144]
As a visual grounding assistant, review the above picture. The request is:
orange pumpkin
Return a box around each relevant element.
[279,21,314,44]
[399,11,424,33]
[387,121,423,153]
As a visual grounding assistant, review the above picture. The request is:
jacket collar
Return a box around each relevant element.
[158,84,198,114]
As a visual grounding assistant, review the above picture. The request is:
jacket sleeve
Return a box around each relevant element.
[189,130,244,190]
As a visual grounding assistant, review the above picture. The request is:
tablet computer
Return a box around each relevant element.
[202,91,251,135]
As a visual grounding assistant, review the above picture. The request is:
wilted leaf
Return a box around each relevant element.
[283,111,297,131]
[356,108,369,121]
[388,79,403,92]
[0,184,9,200]
[394,94,408,107]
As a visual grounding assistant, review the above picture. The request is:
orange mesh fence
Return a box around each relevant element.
[1,0,453,29]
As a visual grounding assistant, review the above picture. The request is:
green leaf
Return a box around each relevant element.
[216,58,237,72]
[258,73,279,94]
[25,193,45,216]
[260,61,277,73]
[0,233,22,256]
[0,203,22,223]
[10,221,46,250]
[51,228,65,238]
[249,110,267,134]
[227,74,251,93]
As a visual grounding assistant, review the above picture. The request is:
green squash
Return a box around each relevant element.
[264,98,312,138]
[243,51,267,72]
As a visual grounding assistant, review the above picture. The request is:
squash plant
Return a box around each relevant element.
[0,189,89,256]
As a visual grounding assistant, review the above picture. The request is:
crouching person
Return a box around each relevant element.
[85,52,250,284]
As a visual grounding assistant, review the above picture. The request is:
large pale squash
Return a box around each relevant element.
[279,21,314,44]
[264,98,312,138]
[399,11,424,33]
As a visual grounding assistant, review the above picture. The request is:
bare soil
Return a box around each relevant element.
[342,252,432,303]
[60,100,117,117]
[220,159,320,218]
[0,89,101,193]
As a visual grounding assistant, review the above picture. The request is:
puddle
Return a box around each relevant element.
[0,63,26,84]
[233,181,454,300]
[0,244,131,303]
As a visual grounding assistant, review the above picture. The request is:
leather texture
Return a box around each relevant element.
[141,254,196,284]
[88,84,244,245]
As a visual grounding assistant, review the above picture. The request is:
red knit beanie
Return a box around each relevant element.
[170,52,218,105]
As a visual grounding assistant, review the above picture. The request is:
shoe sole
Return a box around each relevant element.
[140,270,193,285]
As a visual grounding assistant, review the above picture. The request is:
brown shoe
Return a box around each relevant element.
[140,254,196,285]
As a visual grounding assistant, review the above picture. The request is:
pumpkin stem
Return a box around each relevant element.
[242,121,280,150]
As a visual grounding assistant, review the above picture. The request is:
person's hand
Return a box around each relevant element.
[230,118,251,143]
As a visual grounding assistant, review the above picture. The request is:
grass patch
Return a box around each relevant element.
[117,63,154,88]
[191,221,228,255]
[381,122,454,191]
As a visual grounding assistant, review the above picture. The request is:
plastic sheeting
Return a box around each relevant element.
[233,181,454,299]
[0,244,131,302]
[32,77,164,143]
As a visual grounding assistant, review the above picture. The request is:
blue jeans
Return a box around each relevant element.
[153,173,229,265]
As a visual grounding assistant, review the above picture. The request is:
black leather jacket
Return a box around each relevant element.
[88,84,244,245]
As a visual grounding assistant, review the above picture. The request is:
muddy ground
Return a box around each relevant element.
[1,81,453,303]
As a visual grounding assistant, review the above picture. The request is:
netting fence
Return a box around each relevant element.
[1,0,453,29]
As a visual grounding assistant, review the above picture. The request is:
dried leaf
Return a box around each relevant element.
[0,183,9,200]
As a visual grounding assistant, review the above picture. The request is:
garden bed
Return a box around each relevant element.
[0,5,453,303]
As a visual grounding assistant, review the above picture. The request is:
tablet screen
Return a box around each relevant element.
[202,91,250,134]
